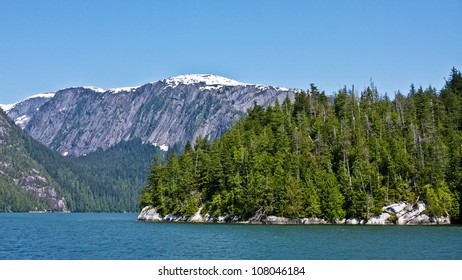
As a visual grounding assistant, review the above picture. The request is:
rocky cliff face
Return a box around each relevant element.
[8,74,294,156]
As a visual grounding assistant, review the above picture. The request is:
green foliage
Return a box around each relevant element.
[142,68,462,222]
[422,183,453,218]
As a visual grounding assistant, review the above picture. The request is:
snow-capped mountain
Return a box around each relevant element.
[5,74,295,156]
[1,93,55,129]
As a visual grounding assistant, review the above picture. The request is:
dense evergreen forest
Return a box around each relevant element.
[141,68,462,223]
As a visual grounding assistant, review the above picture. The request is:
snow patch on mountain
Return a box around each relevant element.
[162,74,248,89]
[83,86,105,93]
[15,115,30,126]
[25,93,55,100]
[256,85,290,92]
[1,93,55,113]
[0,103,15,112]
[108,87,138,94]
[152,142,169,152]
[161,74,292,92]
[81,86,139,94]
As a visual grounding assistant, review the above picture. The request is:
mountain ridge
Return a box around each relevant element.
[3,74,296,156]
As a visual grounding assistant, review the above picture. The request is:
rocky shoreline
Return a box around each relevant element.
[138,201,450,225]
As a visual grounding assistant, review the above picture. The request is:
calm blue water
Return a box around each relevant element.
[0,213,461,260]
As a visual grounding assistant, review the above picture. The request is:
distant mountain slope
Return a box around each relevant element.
[10,74,294,156]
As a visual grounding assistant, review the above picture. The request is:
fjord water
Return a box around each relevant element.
[1,213,461,260]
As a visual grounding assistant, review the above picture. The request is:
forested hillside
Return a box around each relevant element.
[25,138,160,212]
[141,68,462,223]
[1,105,159,212]
[0,109,65,211]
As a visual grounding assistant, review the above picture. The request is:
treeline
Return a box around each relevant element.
[141,68,462,222]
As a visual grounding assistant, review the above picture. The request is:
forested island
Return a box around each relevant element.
[140,68,462,224]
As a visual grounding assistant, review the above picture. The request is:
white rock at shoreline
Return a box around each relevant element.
[367,213,391,225]
[301,217,328,224]
[346,218,362,225]
[137,206,162,222]
[367,201,450,225]
[137,201,450,225]
[188,207,204,222]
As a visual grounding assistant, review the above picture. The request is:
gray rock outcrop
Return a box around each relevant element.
[17,175,67,212]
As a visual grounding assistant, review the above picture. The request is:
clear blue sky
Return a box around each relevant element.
[1,0,461,104]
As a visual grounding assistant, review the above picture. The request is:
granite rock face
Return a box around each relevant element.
[6,75,295,156]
